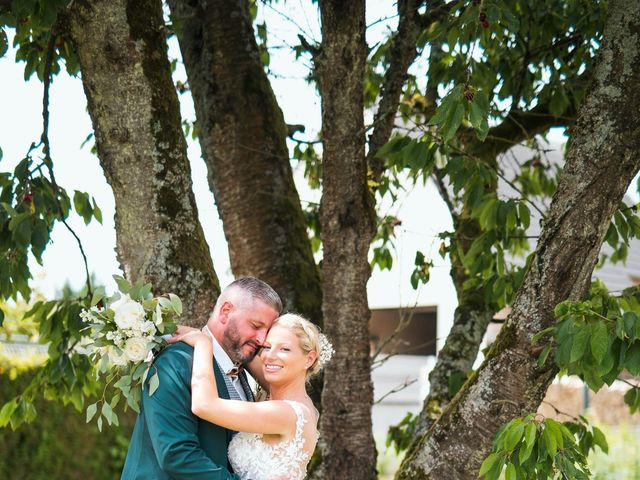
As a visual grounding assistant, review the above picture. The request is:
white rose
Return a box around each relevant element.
[107,346,129,367]
[123,337,149,363]
[110,294,146,330]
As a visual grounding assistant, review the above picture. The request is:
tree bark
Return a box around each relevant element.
[396,1,640,477]
[167,0,322,324]
[413,229,494,438]
[68,0,219,325]
[314,1,377,479]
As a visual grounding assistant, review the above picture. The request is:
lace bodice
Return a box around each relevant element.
[228,400,314,480]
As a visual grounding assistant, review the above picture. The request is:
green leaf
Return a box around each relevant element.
[441,102,465,142]
[623,311,638,339]
[169,294,182,316]
[592,426,608,453]
[518,202,530,229]
[625,345,640,375]
[10,213,32,247]
[102,401,113,425]
[479,452,500,477]
[469,91,490,141]
[114,374,132,390]
[504,463,516,480]
[549,87,570,116]
[0,399,18,427]
[91,287,105,307]
[113,275,132,294]
[616,316,626,339]
[554,301,570,318]
[0,307,4,327]
[86,402,98,423]
[92,198,103,224]
[590,321,609,362]
[504,421,524,451]
[546,418,564,450]
[570,325,589,363]
[429,88,465,142]
[624,387,640,413]
[542,422,557,457]
[148,371,160,396]
[73,190,93,225]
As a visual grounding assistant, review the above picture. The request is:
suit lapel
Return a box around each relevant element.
[238,370,255,402]
[212,358,232,400]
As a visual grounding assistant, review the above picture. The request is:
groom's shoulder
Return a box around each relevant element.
[153,343,194,370]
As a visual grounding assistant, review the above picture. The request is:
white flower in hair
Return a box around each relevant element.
[318,334,334,367]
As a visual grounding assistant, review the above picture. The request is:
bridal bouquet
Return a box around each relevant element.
[80,276,181,430]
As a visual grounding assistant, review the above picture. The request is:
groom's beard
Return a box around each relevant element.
[222,318,260,365]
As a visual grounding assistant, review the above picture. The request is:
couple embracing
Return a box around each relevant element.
[121,277,331,480]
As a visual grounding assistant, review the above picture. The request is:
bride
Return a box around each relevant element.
[168,313,333,480]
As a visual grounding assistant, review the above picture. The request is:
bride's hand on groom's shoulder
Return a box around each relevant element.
[165,325,209,347]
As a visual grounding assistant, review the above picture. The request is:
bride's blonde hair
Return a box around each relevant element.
[271,313,332,379]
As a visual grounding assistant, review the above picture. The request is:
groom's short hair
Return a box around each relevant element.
[222,276,283,313]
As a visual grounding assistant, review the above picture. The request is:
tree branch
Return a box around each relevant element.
[40,15,93,298]
[367,0,430,180]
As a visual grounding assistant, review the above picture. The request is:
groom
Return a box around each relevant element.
[121,277,282,479]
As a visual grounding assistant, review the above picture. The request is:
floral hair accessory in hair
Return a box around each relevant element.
[317,334,335,367]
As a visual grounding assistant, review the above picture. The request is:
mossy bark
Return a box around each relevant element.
[313,1,377,479]
[68,0,219,325]
[396,2,640,477]
[167,0,322,325]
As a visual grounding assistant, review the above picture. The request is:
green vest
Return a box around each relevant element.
[121,343,239,479]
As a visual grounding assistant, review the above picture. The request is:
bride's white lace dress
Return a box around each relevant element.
[228,400,315,480]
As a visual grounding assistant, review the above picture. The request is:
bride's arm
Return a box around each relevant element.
[169,328,293,436]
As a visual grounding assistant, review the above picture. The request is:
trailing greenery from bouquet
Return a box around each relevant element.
[82,276,180,431]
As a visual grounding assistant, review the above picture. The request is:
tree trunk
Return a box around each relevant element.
[167,0,322,324]
[396,1,640,477]
[314,1,377,479]
[414,300,493,438]
[67,0,219,324]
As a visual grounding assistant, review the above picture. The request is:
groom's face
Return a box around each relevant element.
[221,299,279,365]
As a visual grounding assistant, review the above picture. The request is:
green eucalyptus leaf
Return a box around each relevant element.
[86,402,98,423]
[113,275,132,294]
[148,371,160,396]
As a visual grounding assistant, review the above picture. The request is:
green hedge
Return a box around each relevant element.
[0,372,135,480]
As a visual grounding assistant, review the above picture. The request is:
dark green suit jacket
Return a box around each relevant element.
[121,343,239,479]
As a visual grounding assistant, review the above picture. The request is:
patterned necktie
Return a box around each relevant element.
[225,363,243,379]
